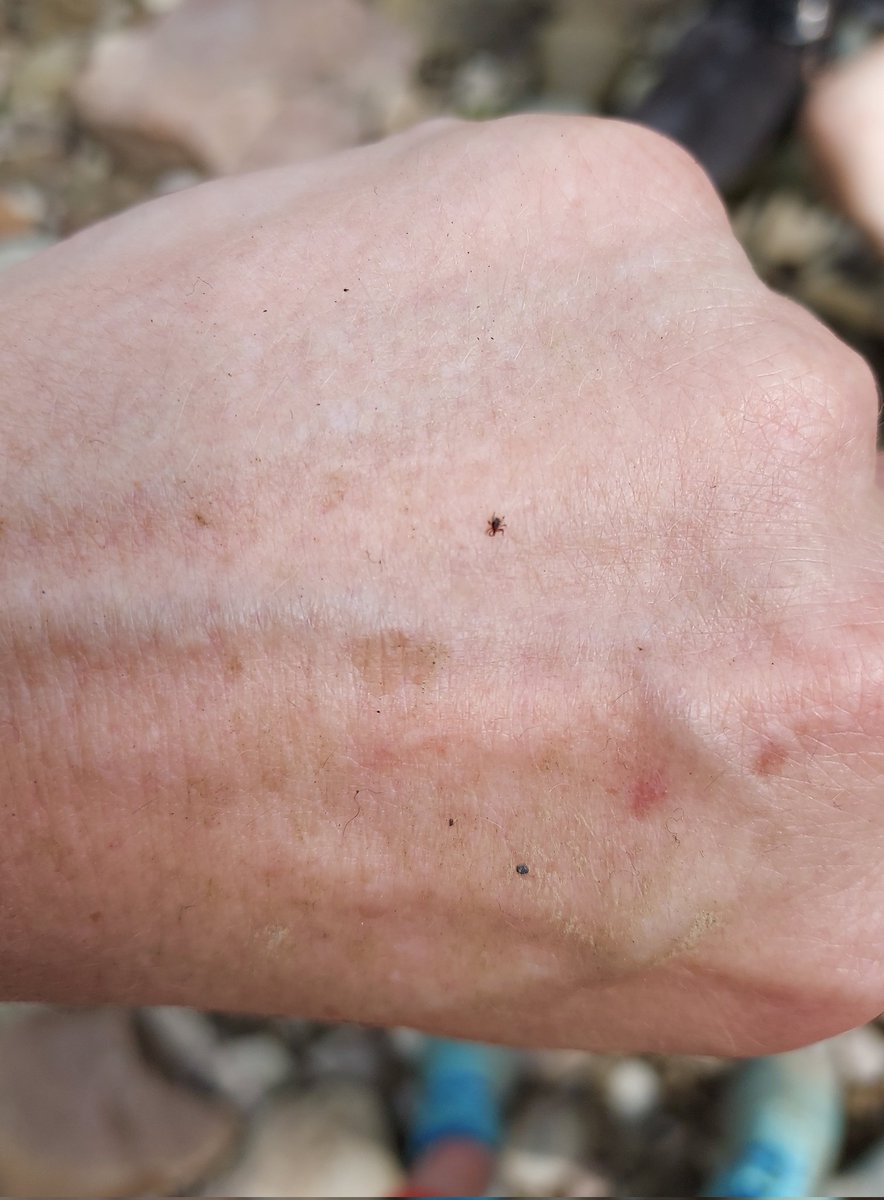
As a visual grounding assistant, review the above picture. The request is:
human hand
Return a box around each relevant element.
[2,115,881,1053]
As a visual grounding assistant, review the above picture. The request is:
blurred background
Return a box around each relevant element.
[2,0,884,1195]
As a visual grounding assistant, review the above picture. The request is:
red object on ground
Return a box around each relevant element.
[397,1136,495,1198]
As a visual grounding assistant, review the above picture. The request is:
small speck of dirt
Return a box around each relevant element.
[193,512,209,527]
[516,863,529,876]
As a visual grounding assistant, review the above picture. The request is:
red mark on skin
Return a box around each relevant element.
[754,739,789,777]
[630,769,668,819]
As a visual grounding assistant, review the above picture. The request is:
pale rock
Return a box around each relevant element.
[826,1025,884,1087]
[567,1167,616,1197]
[238,92,362,173]
[139,1006,293,1108]
[804,37,884,254]
[603,1057,662,1122]
[451,53,523,118]
[73,0,422,174]
[211,1035,294,1109]
[0,182,48,235]
[494,1091,592,1198]
[10,36,84,114]
[732,190,841,270]
[207,1080,404,1198]
[139,1005,221,1081]
[0,1008,239,1197]
[387,1025,425,1063]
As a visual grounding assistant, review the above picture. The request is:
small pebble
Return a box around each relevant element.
[494,1091,592,1198]
[387,1025,425,1063]
[210,1035,294,1109]
[603,1057,662,1122]
[451,53,524,117]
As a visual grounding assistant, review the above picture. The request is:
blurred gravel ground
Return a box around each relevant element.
[1,1,884,1196]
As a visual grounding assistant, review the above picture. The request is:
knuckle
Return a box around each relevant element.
[434,115,732,251]
[752,296,879,460]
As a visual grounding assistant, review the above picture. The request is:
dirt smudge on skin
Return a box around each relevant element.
[349,628,448,695]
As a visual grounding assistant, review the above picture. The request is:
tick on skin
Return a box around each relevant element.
[516,863,529,876]
[486,514,506,537]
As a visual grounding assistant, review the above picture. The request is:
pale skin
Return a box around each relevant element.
[2,114,883,1055]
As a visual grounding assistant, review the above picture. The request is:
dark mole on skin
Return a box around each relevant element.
[487,514,506,537]
[516,863,529,876]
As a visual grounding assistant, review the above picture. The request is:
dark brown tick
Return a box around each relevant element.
[486,514,506,537]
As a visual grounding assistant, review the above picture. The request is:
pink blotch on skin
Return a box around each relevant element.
[630,769,668,818]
